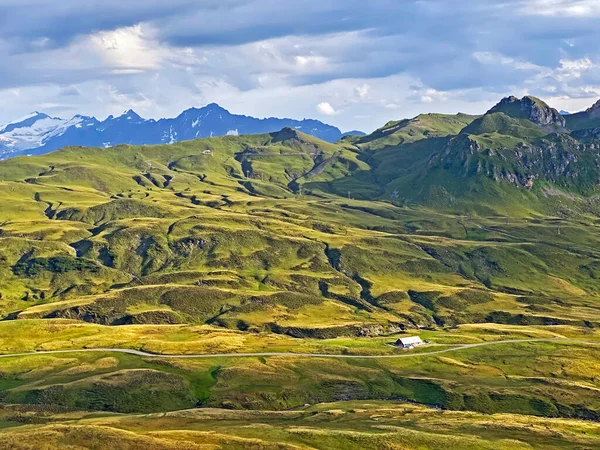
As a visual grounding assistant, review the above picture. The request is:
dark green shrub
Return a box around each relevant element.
[13,256,100,277]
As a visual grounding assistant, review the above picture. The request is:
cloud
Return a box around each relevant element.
[416,88,449,104]
[555,57,596,81]
[0,1,599,132]
[520,0,600,17]
[89,25,165,72]
[317,102,338,116]
[354,84,369,99]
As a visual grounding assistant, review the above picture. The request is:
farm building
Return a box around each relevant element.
[396,336,424,349]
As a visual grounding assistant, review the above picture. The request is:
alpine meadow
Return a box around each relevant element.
[2,1,600,449]
[1,93,600,448]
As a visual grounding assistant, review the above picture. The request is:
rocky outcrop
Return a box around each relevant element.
[435,131,600,190]
[488,95,567,129]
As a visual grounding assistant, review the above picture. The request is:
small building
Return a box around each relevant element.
[203,149,212,155]
[396,336,424,349]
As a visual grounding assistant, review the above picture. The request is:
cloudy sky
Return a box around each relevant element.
[0,0,599,132]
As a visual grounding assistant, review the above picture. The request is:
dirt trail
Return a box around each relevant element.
[0,338,597,360]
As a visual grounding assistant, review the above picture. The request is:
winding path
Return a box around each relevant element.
[0,338,598,360]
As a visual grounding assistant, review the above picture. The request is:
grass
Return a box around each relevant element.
[1,400,600,449]
[462,112,547,140]
[1,115,600,444]
[1,320,600,419]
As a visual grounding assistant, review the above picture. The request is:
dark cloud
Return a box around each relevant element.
[0,1,197,49]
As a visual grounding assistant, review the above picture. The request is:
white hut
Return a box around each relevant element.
[396,336,424,349]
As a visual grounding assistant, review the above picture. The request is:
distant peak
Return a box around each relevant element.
[0,111,53,133]
[523,95,543,102]
[341,130,367,137]
[72,114,94,120]
[279,126,300,135]
[272,127,309,143]
[589,99,600,110]
[202,102,228,113]
[488,95,566,129]
[28,111,49,119]
[121,109,142,119]
[493,95,543,108]
[180,103,230,117]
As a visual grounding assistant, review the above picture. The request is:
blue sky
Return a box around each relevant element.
[0,0,599,132]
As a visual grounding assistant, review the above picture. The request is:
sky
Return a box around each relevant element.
[0,0,599,133]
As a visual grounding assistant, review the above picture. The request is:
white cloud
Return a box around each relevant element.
[89,24,192,73]
[1,1,600,133]
[555,58,596,81]
[294,55,329,70]
[317,102,338,116]
[419,88,448,103]
[354,83,369,99]
[520,0,600,17]
[0,72,528,134]
[472,51,548,74]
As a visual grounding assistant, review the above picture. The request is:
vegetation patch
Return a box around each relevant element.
[13,256,100,277]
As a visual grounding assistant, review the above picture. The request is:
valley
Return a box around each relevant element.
[2,95,600,448]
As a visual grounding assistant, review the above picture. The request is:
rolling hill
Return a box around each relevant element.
[2,95,600,443]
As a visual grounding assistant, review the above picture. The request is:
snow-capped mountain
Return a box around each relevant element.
[0,104,358,159]
[0,112,86,154]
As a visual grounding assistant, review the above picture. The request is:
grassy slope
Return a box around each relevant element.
[356,113,478,150]
[2,401,600,450]
[1,117,600,443]
[2,134,600,336]
[1,332,600,417]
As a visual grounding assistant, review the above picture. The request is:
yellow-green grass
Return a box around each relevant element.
[3,196,600,332]
[2,130,600,424]
[1,326,600,418]
[1,320,599,362]
[0,319,408,355]
[1,400,599,449]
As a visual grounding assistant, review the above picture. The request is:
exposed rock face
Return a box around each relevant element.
[524,176,535,190]
[488,95,567,129]
[435,131,600,190]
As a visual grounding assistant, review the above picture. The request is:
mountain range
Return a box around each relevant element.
[0,103,363,159]
[2,94,600,214]
[4,94,600,431]
[336,95,600,213]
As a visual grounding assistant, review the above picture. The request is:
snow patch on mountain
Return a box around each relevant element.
[0,113,82,152]
[0,104,353,159]
[0,112,46,132]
